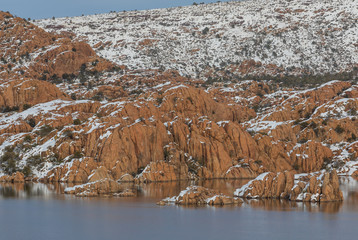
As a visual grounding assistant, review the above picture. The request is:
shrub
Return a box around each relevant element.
[293,119,301,125]
[23,104,32,110]
[28,155,43,166]
[156,97,163,105]
[304,113,311,119]
[293,163,299,171]
[256,91,264,98]
[0,147,20,174]
[70,93,77,100]
[323,157,332,164]
[334,125,344,134]
[137,167,145,174]
[1,151,17,163]
[22,165,32,177]
[92,92,104,101]
[299,121,309,130]
[202,27,209,35]
[63,130,74,139]
[73,119,81,125]
[24,135,32,142]
[39,125,54,137]
[187,161,198,174]
[73,151,82,158]
[163,149,170,162]
[349,108,357,116]
[348,133,357,142]
[252,104,259,112]
[5,159,17,174]
[310,121,318,129]
[2,106,19,113]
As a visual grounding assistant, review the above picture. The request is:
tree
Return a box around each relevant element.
[202,27,209,35]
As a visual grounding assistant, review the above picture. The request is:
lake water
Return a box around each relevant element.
[1,178,358,240]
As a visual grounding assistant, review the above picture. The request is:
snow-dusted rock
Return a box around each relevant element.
[235,170,343,202]
[158,186,242,206]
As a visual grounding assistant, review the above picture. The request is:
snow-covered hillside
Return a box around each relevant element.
[36,0,358,79]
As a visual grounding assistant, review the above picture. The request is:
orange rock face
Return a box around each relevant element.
[0,11,115,81]
[1,79,357,187]
[234,171,295,199]
[0,172,25,183]
[64,179,121,197]
[235,170,343,202]
[159,186,243,206]
[0,79,68,108]
[0,10,357,194]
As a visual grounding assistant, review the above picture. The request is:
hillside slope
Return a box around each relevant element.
[36,0,358,80]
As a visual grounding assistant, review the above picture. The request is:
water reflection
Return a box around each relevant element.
[0,177,357,213]
[0,182,66,199]
[245,198,343,213]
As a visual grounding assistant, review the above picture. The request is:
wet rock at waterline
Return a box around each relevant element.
[0,172,25,183]
[235,170,343,202]
[158,186,243,206]
[64,179,135,197]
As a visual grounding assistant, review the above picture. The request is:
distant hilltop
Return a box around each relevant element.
[35,0,358,81]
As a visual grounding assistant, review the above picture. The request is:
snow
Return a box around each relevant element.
[247,121,287,132]
[234,172,270,197]
[165,84,189,92]
[99,130,112,140]
[36,0,358,79]
[0,100,89,129]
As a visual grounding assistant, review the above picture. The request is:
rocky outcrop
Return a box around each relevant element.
[290,141,333,173]
[0,172,25,183]
[235,170,343,202]
[0,79,356,184]
[88,166,113,182]
[290,170,343,202]
[0,79,68,108]
[118,174,135,182]
[158,186,243,206]
[64,178,126,197]
[135,161,189,183]
[113,189,136,197]
[0,11,115,82]
[234,171,295,199]
[0,11,358,187]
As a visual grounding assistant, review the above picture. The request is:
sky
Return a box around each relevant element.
[1,0,233,19]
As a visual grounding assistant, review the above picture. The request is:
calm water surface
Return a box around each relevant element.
[1,178,358,240]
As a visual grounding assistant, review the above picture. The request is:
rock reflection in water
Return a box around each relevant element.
[245,198,342,213]
[0,177,357,213]
[0,182,66,199]
[136,179,251,200]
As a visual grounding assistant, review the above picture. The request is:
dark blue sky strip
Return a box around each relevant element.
[2,0,233,19]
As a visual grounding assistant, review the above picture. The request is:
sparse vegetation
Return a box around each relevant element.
[38,125,54,137]
[334,125,345,134]
[73,119,81,125]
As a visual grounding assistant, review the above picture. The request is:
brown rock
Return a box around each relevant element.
[64,179,121,197]
[113,189,136,197]
[88,166,112,182]
[118,174,135,182]
[235,170,343,202]
[12,172,25,183]
[160,186,242,206]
